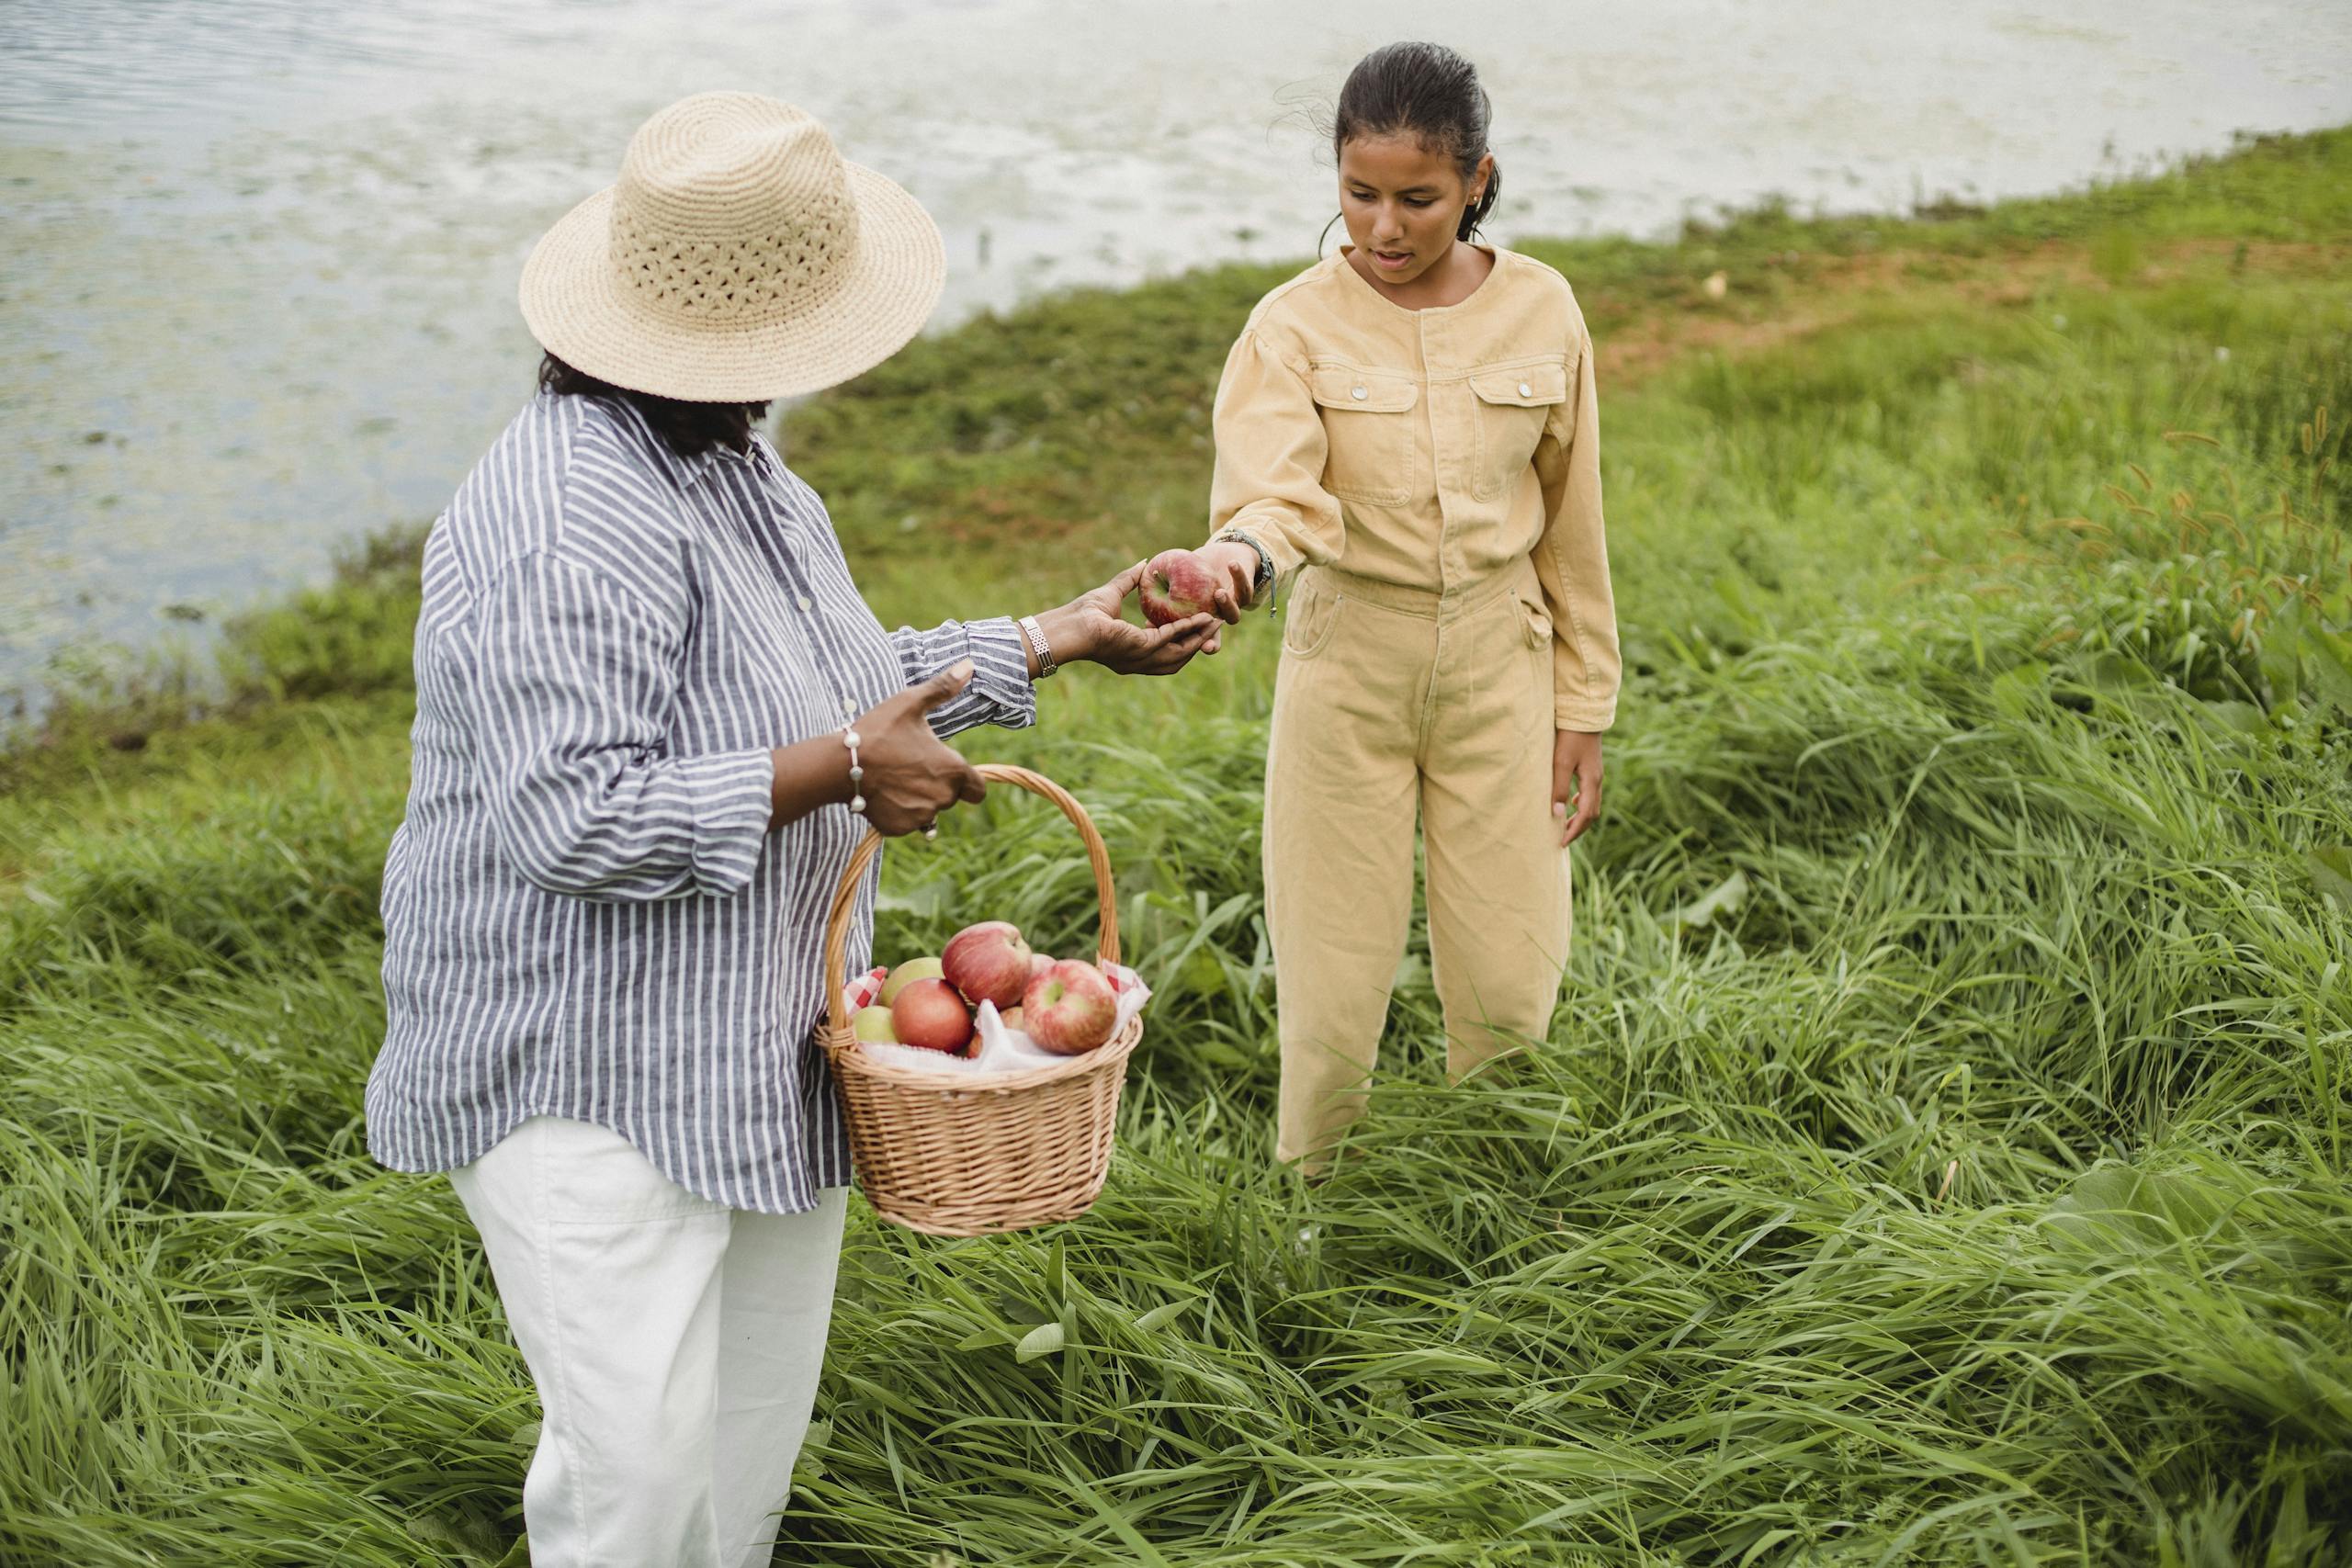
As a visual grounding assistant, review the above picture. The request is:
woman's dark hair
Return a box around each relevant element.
[1332,41,1500,243]
[537,352,768,461]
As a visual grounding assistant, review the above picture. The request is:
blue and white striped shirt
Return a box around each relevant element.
[365,389,1036,1213]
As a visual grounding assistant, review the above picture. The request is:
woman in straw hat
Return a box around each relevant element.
[362,92,1218,1566]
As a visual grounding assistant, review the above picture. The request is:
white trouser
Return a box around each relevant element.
[447,1114,848,1568]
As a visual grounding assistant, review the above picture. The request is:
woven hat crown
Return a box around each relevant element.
[608,94,862,331]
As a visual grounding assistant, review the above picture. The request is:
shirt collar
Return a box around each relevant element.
[596,392,764,493]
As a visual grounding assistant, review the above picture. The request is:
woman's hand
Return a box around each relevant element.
[1553,729,1604,846]
[1031,561,1223,676]
[851,662,992,835]
[766,663,989,834]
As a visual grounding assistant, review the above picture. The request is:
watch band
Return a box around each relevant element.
[1018,614,1057,678]
[1216,530,1277,611]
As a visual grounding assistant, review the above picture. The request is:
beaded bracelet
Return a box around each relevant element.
[842,726,865,816]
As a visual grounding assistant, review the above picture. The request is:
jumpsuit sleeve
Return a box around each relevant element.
[1532,324,1623,732]
[1204,327,1345,584]
[468,549,776,902]
[886,617,1038,739]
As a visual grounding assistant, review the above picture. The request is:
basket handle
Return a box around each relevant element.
[820,762,1121,1036]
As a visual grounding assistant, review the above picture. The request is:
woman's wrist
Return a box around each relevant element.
[1028,604,1097,673]
[767,733,857,830]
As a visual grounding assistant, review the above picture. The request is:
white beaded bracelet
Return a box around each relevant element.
[842,727,865,817]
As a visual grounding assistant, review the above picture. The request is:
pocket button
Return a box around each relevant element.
[1518,381,1532,398]
[1351,386,1368,400]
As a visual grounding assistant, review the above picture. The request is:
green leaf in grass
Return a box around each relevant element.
[2304,621,2352,716]
[1133,1295,1199,1333]
[2307,846,2352,910]
[1014,1321,1066,1362]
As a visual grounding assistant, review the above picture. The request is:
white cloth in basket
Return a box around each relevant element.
[847,964,1149,1077]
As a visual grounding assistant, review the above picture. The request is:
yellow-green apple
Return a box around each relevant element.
[1139,548,1217,627]
[877,956,942,1007]
[1022,960,1119,1055]
[852,1006,899,1044]
[942,920,1034,1010]
[890,977,974,1054]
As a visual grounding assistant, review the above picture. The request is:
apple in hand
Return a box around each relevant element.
[1022,960,1120,1055]
[942,920,1034,1010]
[890,977,975,1055]
[852,1006,899,1044]
[878,956,943,1007]
[1139,548,1218,627]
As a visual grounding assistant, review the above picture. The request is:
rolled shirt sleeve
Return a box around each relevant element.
[465,549,775,901]
[889,615,1037,738]
[1204,327,1344,584]
[1532,330,1623,732]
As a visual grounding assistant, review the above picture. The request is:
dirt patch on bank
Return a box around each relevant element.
[1596,239,2347,388]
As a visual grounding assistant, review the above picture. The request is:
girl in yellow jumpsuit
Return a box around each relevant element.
[1194,42,1622,1171]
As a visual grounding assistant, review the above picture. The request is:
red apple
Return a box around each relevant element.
[942,920,1034,1010]
[1022,960,1119,1055]
[1139,548,1217,627]
[890,977,974,1055]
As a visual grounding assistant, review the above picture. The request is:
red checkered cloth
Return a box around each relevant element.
[842,966,888,1013]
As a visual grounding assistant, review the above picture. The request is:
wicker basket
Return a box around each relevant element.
[816,763,1145,1236]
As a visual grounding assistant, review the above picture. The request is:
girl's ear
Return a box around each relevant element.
[1470,152,1496,206]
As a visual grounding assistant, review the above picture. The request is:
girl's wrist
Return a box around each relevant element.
[1208,535,1272,604]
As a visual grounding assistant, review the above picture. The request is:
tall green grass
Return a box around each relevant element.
[4,130,2349,1564]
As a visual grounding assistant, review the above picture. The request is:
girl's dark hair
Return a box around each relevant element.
[537,352,768,461]
[1332,41,1500,243]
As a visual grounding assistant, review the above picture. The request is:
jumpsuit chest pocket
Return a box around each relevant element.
[1310,365,1420,507]
[1469,361,1568,501]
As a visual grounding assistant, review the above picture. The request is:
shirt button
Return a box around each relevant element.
[1518,381,1532,398]
[796,595,813,611]
[1351,386,1368,400]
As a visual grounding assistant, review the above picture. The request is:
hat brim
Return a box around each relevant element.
[518,162,945,403]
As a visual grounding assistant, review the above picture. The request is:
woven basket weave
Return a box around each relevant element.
[817,764,1144,1236]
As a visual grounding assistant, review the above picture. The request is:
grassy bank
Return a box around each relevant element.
[3,130,2349,1565]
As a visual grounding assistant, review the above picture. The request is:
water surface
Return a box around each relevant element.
[4,0,2346,701]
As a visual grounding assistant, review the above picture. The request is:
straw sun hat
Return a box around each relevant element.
[520,92,945,402]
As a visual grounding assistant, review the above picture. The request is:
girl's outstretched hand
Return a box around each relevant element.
[1198,540,1262,623]
[1554,729,1604,845]
[1033,561,1222,676]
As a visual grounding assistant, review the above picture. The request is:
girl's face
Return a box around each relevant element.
[1338,132,1490,288]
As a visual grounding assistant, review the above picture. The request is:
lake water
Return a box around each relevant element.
[4,0,2347,705]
